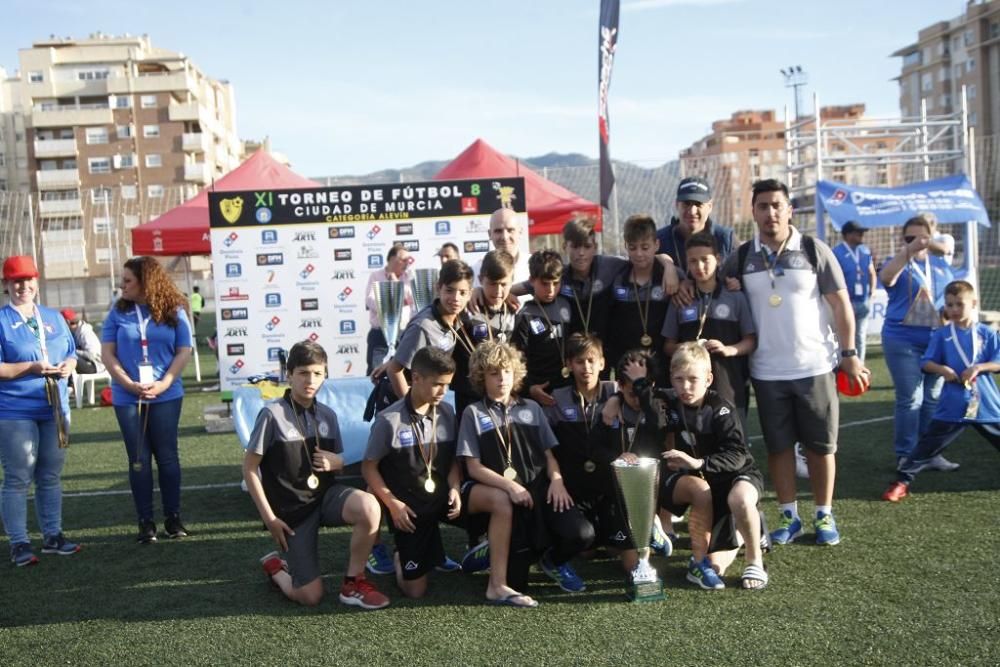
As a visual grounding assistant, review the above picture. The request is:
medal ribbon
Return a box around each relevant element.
[570,278,595,333]
[536,302,565,365]
[949,322,980,374]
[410,406,438,483]
[618,407,642,455]
[632,278,651,344]
[484,400,515,472]
[290,401,323,487]
[759,234,791,292]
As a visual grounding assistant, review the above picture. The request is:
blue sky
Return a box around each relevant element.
[3,0,969,175]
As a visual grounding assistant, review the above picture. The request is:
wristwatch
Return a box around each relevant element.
[840,349,858,358]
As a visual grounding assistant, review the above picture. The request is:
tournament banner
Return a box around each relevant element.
[208,178,528,391]
[818,174,991,229]
[598,0,619,210]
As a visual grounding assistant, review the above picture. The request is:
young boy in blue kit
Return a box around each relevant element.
[883,280,1000,502]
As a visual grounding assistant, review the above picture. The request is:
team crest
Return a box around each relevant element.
[318,422,330,437]
[517,408,534,424]
[789,254,807,269]
[713,303,731,319]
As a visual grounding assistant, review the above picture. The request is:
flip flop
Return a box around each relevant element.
[487,593,539,608]
[741,563,768,591]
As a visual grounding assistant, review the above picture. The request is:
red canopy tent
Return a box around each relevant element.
[131,150,320,256]
[434,138,600,236]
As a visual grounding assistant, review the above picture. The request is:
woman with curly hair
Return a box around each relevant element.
[101,256,193,543]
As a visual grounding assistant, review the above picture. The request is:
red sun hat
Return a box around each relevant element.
[3,255,40,281]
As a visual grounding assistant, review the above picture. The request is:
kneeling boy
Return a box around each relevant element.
[363,347,463,598]
[626,342,767,590]
[244,341,389,609]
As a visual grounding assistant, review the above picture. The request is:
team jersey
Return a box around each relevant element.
[247,391,344,528]
[607,261,673,370]
[364,394,458,516]
[0,304,75,420]
[922,322,1000,423]
[513,296,574,394]
[545,382,617,501]
[101,303,193,405]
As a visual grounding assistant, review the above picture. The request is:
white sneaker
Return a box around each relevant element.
[794,443,810,479]
[924,455,960,472]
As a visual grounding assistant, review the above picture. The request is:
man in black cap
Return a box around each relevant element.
[656,176,735,267]
[832,220,876,361]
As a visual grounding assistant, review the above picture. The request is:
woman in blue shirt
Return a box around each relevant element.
[0,255,80,567]
[879,213,956,467]
[101,256,193,544]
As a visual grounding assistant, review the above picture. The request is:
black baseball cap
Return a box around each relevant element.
[676,176,712,203]
[842,221,868,234]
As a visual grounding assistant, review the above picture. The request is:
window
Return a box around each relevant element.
[93,216,110,233]
[147,184,164,198]
[57,128,73,139]
[16,157,27,169]
[78,69,110,81]
[143,125,160,138]
[941,94,951,108]
[954,64,963,79]
[115,153,136,169]
[88,157,111,174]
[921,73,933,91]
[91,187,112,204]
[85,127,109,145]
[145,154,162,168]
[0,154,5,167]
[967,58,975,73]
[964,29,974,47]
[123,214,140,229]
[95,248,112,264]
[28,71,43,83]
[903,51,921,67]
[113,95,130,109]
[121,185,137,199]
[969,112,978,126]
[938,67,948,82]
[116,124,133,139]
[141,95,157,109]
[924,96,935,110]
[968,84,977,100]
[991,22,1000,40]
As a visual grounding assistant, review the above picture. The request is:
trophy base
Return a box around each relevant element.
[627,578,666,603]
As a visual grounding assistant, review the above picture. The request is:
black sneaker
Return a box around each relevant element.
[137,519,158,544]
[164,514,188,539]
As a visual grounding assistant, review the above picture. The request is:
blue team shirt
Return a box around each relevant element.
[881,255,954,347]
[101,305,193,405]
[922,322,1000,423]
[0,304,76,420]
[832,242,873,303]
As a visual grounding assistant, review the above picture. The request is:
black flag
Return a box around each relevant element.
[598,0,619,210]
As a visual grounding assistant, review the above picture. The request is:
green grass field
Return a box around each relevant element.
[2,325,999,666]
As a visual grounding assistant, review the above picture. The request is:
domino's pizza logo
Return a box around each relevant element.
[338,286,353,302]
[229,358,245,374]
[826,188,848,207]
[265,316,281,332]
[367,224,382,240]
[300,263,315,280]
[223,232,238,247]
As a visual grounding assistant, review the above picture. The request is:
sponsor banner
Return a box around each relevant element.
[818,174,990,229]
[209,178,528,390]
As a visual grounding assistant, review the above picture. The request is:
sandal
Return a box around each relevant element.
[741,563,768,590]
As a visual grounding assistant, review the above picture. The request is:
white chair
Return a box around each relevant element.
[72,370,111,408]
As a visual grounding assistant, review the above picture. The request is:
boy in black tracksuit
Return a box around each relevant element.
[624,342,769,591]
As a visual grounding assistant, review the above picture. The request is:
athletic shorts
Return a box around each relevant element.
[284,484,359,588]
[390,508,462,581]
[752,372,839,455]
[661,469,765,553]
[578,496,634,550]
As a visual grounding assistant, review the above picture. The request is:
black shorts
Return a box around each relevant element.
[389,507,463,581]
[661,469,765,553]
[578,496,634,550]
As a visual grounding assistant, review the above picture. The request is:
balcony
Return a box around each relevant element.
[168,101,201,122]
[182,132,208,152]
[33,138,78,158]
[35,168,81,189]
[106,71,195,95]
[32,105,112,128]
[184,162,209,183]
[38,198,83,216]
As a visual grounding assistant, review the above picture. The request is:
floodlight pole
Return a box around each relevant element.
[781,66,808,120]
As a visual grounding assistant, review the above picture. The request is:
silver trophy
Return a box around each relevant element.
[374,281,405,363]
[410,268,439,312]
[612,457,666,602]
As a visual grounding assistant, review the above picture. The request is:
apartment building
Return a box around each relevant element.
[892,0,1000,134]
[16,32,241,302]
[679,106,901,227]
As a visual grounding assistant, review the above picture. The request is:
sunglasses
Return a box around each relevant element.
[903,236,916,244]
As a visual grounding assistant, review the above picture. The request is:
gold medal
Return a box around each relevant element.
[307,474,320,490]
[769,294,782,307]
[640,334,652,348]
[583,460,597,473]
[424,477,436,494]
[561,366,571,379]
[503,466,518,481]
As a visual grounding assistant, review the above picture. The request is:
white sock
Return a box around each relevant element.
[779,502,798,518]
[815,505,832,517]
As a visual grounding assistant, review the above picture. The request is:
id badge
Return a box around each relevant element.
[138,362,155,385]
[854,282,864,296]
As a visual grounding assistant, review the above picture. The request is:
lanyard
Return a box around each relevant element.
[909,257,934,295]
[759,234,791,291]
[13,304,48,358]
[570,280,595,333]
[134,304,151,363]
[840,242,865,279]
[632,277,651,343]
[484,400,514,469]
[576,388,600,435]
[949,322,980,370]
[618,407,642,454]
[695,290,713,340]
[409,406,438,482]
[536,301,565,362]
